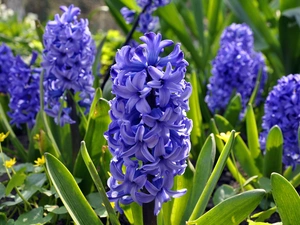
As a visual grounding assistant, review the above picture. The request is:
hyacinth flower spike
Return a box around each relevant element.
[0,43,15,94]
[42,4,96,126]
[7,51,41,128]
[205,23,267,119]
[260,74,300,168]
[105,32,192,220]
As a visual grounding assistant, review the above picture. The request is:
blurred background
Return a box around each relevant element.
[2,0,118,32]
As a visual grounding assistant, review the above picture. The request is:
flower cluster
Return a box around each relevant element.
[42,5,96,126]
[0,43,15,94]
[205,23,267,118]
[7,52,41,128]
[121,0,171,33]
[260,74,300,168]
[105,32,192,215]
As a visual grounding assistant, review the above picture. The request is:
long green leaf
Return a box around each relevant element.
[191,0,205,50]
[271,173,300,225]
[188,131,236,221]
[246,104,263,171]
[170,161,194,225]
[187,72,205,158]
[45,153,103,225]
[156,3,201,69]
[279,1,300,74]
[73,89,111,193]
[223,94,242,128]
[263,126,283,177]
[181,134,215,224]
[214,115,261,177]
[210,119,252,191]
[104,0,130,35]
[0,104,27,161]
[187,189,266,225]
[80,141,120,225]
[224,0,279,52]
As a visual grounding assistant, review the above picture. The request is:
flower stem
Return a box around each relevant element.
[66,91,81,165]
[143,201,157,225]
[101,3,152,90]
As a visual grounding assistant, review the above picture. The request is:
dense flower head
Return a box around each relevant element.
[121,0,171,33]
[42,4,96,126]
[105,32,192,215]
[260,74,300,168]
[0,43,15,94]
[205,23,267,118]
[7,52,41,128]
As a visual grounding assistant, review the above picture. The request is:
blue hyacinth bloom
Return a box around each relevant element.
[260,74,300,168]
[42,4,96,126]
[7,52,41,128]
[0,43,15,94]
[121,0,171,33]
[205,23,267,118]
[105,32,192,215]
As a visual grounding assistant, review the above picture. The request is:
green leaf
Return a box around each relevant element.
[0,103,27,161]
[80,142,120,225]
[93,35,107,88]
[0,183,5,199]
[171,160,194,225]
[86,193,108,218]
[5,168,26,196]
[251,206,277,222]
[156,2,202,69]
[188,131,236,221]
[187,189,266,225]
[245,104,263,171]
[279,2,300,74]
[45,153,103,225]
[271,173,300,225]
[45,205,68,215]
[212,184,237,206]
[104,0,130,35]
[15,207,53,225]
[73,89,111,193]
[223,94,242,127]
[214,115,261,177]
[191,0,205,49]
[130,202,143,225]
[263,126,283,177]
[210,119,252,191]
[181,134,215,223]
[224,0,278,52]
[187,72,205,158]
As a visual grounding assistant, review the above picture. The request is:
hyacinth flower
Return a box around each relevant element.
[7,51,41,128]
[121,0,171,34]
[205,23,267,118]
[260,74,300,168]
[105,32,192,216]
[42,4,96,126]
[0,43,15,94]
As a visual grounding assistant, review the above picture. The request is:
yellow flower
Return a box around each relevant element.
[216,131,240,143]
[33,134,40,141]
[0,131,9,142]
[4,157,16,168]
[34,155,45,167]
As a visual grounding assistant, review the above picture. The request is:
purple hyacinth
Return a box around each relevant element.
[7,52,41,128]
[205,23,267,118]
[105,32,192,215]
[260,74,300,168]
[121,0,171,33]
[0,43,15,94]
[42,4,96,126]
